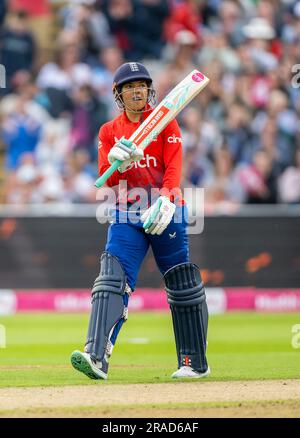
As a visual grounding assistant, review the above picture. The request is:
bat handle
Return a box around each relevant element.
[143,197,162,230]
[94,160,121,188]
[94,138,135,188]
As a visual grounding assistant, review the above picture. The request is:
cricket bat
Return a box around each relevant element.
[95,69,209,188]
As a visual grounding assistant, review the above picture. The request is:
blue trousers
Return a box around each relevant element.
[105,206,189,344]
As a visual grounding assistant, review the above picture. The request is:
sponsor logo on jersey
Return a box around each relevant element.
[133,154,157,169]
[168,134,182,143]
[124,154,158,172]
[114,136,157,145]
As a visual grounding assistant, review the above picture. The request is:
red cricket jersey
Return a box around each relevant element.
[98,107,184,205]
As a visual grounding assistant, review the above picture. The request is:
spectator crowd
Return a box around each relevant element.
[0,0,300,208]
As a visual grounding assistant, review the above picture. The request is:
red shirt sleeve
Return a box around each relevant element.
[160,119,183,204]
[98,123,122,188]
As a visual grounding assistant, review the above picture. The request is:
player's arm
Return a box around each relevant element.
[98,124,145,186]
[160,119,183,199]
[98,125,144,186]
[98,125,121,187]
[140,119,182,235]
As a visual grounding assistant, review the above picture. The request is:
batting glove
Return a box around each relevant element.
[108,137,144,173]
[141,196,176,235]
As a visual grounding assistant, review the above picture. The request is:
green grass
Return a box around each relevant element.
[0,312,299,387]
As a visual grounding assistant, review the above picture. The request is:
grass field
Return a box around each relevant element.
[0,311,300,417]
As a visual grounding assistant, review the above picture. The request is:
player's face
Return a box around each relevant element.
[121,80,149,112]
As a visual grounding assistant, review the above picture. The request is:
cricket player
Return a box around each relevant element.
[71,62,210,380]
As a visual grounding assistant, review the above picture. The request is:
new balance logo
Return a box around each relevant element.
[169,232,176,239]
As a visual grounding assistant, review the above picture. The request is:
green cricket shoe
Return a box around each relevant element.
[70,350,108,380]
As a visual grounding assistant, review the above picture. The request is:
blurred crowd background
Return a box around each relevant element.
[0,0,300,209]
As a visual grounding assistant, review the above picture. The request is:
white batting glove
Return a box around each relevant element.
[141,196,176,235]
[108,137,144,173]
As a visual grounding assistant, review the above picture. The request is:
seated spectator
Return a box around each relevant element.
[198,29,241,74]
[36,34,92,94]
[62,149,96,203]
[242,17,278,72]
[0,70,50,124]
[92,45,124,118]
[37,163,66,203]
[155,29,199,101]
[164,0,200,46]
[218,0,246,47]
[103,0,169,60]
[5,153,40,204]
[1,93,42,170]
[181,106,222,156]
[237,149,278,204]
[60,0,114,66]
[223,101,254,165]
[70,84,108,161]
[252,89,297,171]
[0,10,36,91]
[278,147,300,203]
[9,0,52,64]
[36,34,92,117]
[35,119,71,171]
[204,145,246,204]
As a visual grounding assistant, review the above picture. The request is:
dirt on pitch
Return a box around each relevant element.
[1,379,300,418]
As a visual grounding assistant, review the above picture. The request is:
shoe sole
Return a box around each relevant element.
[172,366,211,379]
[70,350,107,380]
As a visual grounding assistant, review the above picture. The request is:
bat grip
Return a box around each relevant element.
[94,160,121,188]
[143,198,162,230]
[94,138,135,188]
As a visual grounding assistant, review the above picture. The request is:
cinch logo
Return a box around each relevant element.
[168,134,182,143]
[125,154,157,171]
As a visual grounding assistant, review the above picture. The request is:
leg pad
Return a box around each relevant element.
[164,262,208,373]
[85,252,127,362]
